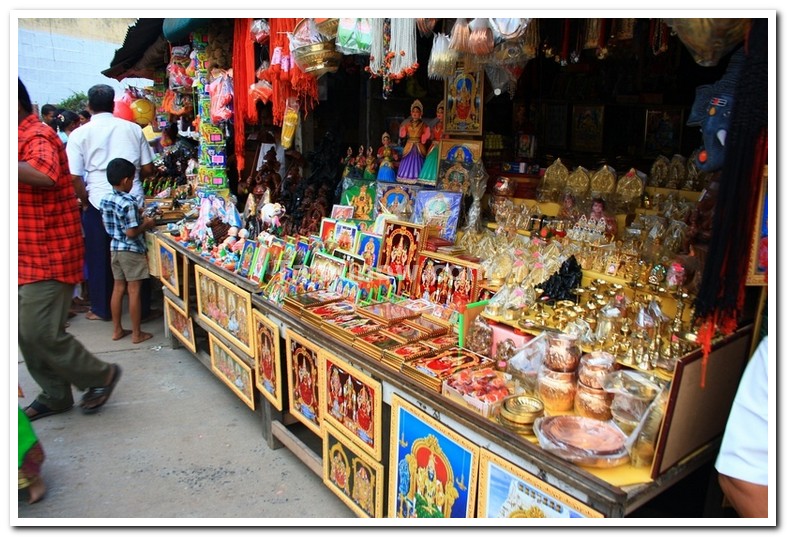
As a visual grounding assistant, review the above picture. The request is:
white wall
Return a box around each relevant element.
[18,25,152,108]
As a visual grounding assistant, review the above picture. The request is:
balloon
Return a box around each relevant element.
[113,99,134,122]
[130,99,155,126]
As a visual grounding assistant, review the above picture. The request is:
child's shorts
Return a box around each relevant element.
[110,251,150,282]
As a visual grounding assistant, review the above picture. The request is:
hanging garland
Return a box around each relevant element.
[366,18,418,98]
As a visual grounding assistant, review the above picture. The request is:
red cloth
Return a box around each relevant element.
[18,113,85,285]
[233,18,258,176]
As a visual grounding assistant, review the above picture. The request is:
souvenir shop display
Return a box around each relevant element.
[141,16,767,519]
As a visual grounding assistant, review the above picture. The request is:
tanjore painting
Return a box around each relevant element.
[253,309,283,411]
[319,350,382,460]
[158,239,180,296]
[194,265,254,356]
[286,329,322,436]
[208,333,255,411]
[444,63,484,136]
[388,395,479,518]
[322,424,384,518]
[378,220,425,296]
[165,296,196,353]
[412,252,481,313]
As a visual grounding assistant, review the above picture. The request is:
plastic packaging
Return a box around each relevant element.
[280,98,300,149]
[533,415,630,468]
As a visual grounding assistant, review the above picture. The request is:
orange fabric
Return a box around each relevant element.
[268,18,318,126]
[232,18,258,176]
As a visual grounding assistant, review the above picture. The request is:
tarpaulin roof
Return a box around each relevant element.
[102,18,166,81]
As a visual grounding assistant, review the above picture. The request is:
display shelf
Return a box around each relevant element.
[154,230,749,518]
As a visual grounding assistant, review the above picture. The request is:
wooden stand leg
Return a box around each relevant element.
[260,399,284,450]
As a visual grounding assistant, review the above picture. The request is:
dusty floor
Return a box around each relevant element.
[14,286,354,524]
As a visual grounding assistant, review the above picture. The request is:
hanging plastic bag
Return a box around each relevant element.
[250,19,270,44]
[336,18,372,55]
[280,98,300,149]
[207,70,233,124]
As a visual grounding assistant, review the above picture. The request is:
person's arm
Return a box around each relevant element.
[71,174,88,208]
[139,162,155,180]
[126,216,157,239]
[718,474,768,518]
[18,161,56,187]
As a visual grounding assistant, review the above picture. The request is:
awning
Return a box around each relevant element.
[102,18,166,81]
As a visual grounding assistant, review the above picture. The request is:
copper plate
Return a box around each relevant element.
[539,415,626,456]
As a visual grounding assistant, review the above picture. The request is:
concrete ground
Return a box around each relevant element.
[15,284,354,524]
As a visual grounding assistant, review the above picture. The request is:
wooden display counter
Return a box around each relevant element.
[153,230,750,519]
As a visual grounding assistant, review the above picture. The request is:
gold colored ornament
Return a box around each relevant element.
[649,155,669,188]
[590,165,617,198]
[566,166,591,198]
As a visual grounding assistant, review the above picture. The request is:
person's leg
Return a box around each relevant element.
[19,281,113,399]
[127,280,152,343]
[82,204,112,320]
[110,279,130,340]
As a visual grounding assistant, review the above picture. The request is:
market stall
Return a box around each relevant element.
[110,16,768,519]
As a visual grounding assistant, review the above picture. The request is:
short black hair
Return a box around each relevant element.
[88,84,115,114]
[79,109,91,120]
[18,78,33,114]
[106,157,135,186]
[41,103,58,115]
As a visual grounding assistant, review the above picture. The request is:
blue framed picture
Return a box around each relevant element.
[412,190,463,242]
[237,240,257,278]
[388,394,479,518]
[355,232,382,269]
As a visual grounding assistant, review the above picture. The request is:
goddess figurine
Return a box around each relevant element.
[397,100,431,184]
[418,100,444,187]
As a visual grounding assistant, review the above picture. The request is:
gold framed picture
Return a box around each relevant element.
[437,139,483,195]
[180,254,191,312]
[388,394,479,518]
[746,164,768,286]
[571,104,604,153]
[285,328,323,436]
[164,296,196,353]
[194,265,254,357]
[477,448,603,518]
[322,424,385,518]
[158,238,180,297]
[319,350,382,461]
[208,333,255,411]
[253,308,283,411]
[444,62,484,137]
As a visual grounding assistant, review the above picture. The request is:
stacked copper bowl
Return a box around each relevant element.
[497,394,544,435]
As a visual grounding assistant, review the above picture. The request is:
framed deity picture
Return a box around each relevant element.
[477,448,603,518]
[412,190,463,242]
[444,62,484,137]
[309,251,347,291]
[571,104,604,153]
[378,219,425,296]
[208,333,255,411]
[194,265,254,356]
[746,165,768,286]
[322,424,385,518]
[331,204,355,221]
[333,221,360,253]
[320,217,338,245]
[644,106,685,158]
[340,179,377,222]
[319,350,383,460]
[293,237,311,267]
[248,242,270,286]
[180,253,191,312]
[164,296,196,353]
[158,239,180,297]
[236,240,257,278]
[411,251,481,313]
[332,249,366,279]
[266,237,287,278]
[388,394,479,518]
[375,183,421,218]
[355,232,382,270]
[437,140,483,195]
[285,329,323,436]
[253,308,283,411]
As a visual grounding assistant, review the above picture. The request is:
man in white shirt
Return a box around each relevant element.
[67,84,157,322]
[715,335,769,518]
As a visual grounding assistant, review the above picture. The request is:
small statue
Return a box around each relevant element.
[396,99,431,184]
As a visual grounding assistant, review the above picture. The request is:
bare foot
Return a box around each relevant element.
[85,311,107,321]
[27,477,46,504]
[112,329,132,341]
[132,331,153,344]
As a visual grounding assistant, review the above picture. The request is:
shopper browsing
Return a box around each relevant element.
[18,78,122,419]
[99,158,157,344]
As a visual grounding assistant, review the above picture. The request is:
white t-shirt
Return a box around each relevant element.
[66,112,154,208]
[715,335,769,486]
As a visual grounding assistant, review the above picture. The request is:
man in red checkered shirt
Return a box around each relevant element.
[18,78,122,420]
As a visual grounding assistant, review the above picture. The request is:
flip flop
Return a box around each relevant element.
[81,364,122,414]
[24,400,73,422]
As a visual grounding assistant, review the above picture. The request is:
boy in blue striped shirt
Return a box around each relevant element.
[99,158,157,344]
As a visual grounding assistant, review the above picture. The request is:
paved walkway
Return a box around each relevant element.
[15,286,354,523]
